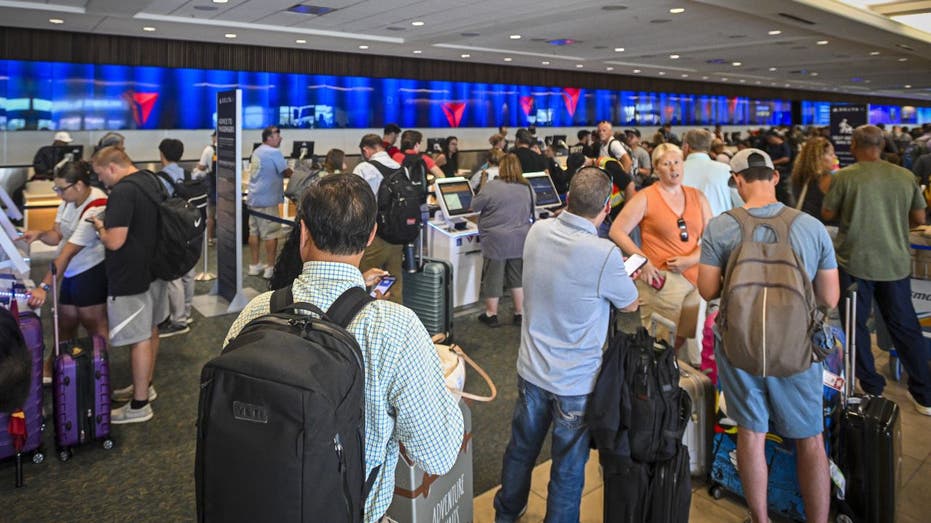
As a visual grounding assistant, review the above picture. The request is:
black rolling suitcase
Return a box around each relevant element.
[836,286,902,523]
[402,257,453,338]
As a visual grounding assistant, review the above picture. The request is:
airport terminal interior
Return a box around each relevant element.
[2,1,931,522]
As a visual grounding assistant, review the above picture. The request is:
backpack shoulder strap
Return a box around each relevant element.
[80,198,108,218]
[725,206,792,244]
[269,286,294,314]
[367,159,398,178]
[123,171,167,205]
[772,207,801,245]
[325,286,374,328]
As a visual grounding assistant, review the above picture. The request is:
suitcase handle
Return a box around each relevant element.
[650,313,677,346]
[50,262,60,358]
[844,284,857,401]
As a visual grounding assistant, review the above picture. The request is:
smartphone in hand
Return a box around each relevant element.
[370,275,397,298]
[623,253,648,277]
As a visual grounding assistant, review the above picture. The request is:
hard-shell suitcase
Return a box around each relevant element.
[678,360,713,476]
[403,258,453,338]
[835,286,901,523]
[0,301,46,486]
[49,262,114,460]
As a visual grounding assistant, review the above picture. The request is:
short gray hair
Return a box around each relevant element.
[684,129,713,153]
[852,125,884,149]
[568,167,612,218]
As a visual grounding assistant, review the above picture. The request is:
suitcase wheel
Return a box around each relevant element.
[57,448,72,462]
[32,451,44,465]
[709,484,724,500]
[102,439,114,451]
[835,514,853,523]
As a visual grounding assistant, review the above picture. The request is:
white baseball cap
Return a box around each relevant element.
[54,131,73,143]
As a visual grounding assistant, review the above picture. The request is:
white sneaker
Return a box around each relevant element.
[263,266,275,279]
[247,263,267,276]
[111,384,158,403]
[110,402,153,424]
[908,391,931,416]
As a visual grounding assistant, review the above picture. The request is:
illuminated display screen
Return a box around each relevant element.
[803,101,924,126]
[436,181,474,215]
[0,59,924,131]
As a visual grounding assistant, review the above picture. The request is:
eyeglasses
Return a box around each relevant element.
[677,217,689,242]
[53,182,76,194]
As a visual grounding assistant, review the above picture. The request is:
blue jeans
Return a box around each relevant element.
[838,269,931,405]
[494,376,591,523]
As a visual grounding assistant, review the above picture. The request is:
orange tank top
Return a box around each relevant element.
[640,184,704,285]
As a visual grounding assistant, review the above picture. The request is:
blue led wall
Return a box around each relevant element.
[3,58,923,131]
[802,101,928,126]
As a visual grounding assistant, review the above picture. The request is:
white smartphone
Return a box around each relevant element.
[623,253,648,277]
[370,275,397,298]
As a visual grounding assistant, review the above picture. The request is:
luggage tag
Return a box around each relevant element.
[823,369,845,392]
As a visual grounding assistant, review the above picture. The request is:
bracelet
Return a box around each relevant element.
[39,282,50,292]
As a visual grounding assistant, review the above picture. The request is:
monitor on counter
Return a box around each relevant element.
[290,140,315,160]
[426,138,445,154]
[524,171,562,209]
[52,144,83,163]
[434,176,477,223]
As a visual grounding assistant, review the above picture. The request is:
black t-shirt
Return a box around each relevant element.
[104,170,160,296]
[514,147,547,173]
[32,145,58,180]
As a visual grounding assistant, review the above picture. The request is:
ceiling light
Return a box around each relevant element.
[905,84,912,88]
[606,66,614,71]
[721,77,728,81]
[768,30,782,35]
[213,0,228,3]
[411,21,424,26]
[614,47,625,52]
[658,71,666,75]
[504,57,512,62]
[413,50,422,54]
[359,45,368,49]
[739,79,746,83]
[702,76,708,80]
[541,61,550,65]
[670,8,685,14]
[49,18,64,24]
[295,39,306,44]
[869,51,880,56]
[461,54,470,58]
[810,72,818,76]
[509,34,521,40]
[224,33,237,38]
[898,57,908,62]
[576,64,584,68]
[785,83,790,87]
[681,74,689,78]
[669,54,680,59]
[769,67,777,71]
[732,62,742,66]
[817,40,828,45]
[143,26,156,32]
[633,69,641,73]
[755,81,761,84]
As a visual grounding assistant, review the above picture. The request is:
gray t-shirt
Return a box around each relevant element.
[700,202,837,280]
[471,179,535,260]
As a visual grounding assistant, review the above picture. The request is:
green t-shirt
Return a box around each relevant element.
[822,160,925,280]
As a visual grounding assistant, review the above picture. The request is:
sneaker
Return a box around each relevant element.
[478,313,500,328]
[185,317,194,326]
[207,238,216,246]
[263,266,275,279]
[111,384,158,403]
[110,402,153,424]
[158,323,190,338]
[247,263,267,276]
[513,314,523,326]
[907,391,931,416]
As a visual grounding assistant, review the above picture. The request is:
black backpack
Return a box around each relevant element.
[400,153,429,197]
[155,169,208,211]
[126,171,205,281]
[368,160,424,245]
[196,286,379,523]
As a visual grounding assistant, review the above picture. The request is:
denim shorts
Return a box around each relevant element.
[715,345,823,439]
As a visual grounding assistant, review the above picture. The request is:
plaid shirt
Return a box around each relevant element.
[224,262,464,522]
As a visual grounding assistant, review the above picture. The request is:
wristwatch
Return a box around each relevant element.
[39,282,50,292]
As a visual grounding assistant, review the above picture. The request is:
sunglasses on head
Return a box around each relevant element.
[677,218,689,242]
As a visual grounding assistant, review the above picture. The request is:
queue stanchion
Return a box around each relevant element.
[195,228,216,281]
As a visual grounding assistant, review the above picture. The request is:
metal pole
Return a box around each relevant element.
[195,228,216,281]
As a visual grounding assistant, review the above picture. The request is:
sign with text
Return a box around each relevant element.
[830,104,867,168]
[215,90,246,309]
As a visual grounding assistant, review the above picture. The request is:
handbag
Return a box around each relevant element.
[432,334,497,402]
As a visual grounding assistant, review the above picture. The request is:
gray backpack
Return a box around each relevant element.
[717,207,822,377]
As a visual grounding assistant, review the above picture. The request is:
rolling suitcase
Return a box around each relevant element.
[0,289,46,487]
[50,263,114,461]
[402,257,453,338]
[678,360,713,477]
[835,286,901,523]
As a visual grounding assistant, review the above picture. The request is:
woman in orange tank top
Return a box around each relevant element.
[609,143,713,348]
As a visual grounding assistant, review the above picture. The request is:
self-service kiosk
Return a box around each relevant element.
[426,177,482,307]
[524,171,563,219]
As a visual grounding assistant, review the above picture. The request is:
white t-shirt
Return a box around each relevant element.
[599,138,630,162]
[55,187,107,278]
[470,166,499,190]
[192,144,214,180]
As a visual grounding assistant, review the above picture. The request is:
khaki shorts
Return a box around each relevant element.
[107,279,169,347]
[636,271,700,340]
[248,205,282,239]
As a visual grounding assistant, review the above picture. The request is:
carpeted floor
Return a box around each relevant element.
[0,249,543,521]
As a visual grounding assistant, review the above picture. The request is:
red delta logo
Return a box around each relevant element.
[519,96,535,117]
[561,88,581,117]
[442,102,466,127]
[124,91,159,126]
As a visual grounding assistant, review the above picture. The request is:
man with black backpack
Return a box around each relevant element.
[155,138,195,337]
[697,148,839,523]
[90,147,167,424]
[219,173,463,523]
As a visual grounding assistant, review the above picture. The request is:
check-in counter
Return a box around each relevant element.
[426,220,482,308]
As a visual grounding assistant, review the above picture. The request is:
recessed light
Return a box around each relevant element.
[633,69,641,73]
[413,50,422,54]
[614,47,625,52]
[461,53,470,58]
[295,39,306,44]
[606,66,614,71]
[768,30,782,35]
[359,45,368,49]
[541,61,550,65]
[49,18,64,24]
[143,26,156,32]
[739,79,746,83]
[755,81,761,84]
[509,34,521,40]
[702,76,708,80]
[785,83,790,87]
[721,77,728,81]
[213,0,229,3]
[681,74,689,78]
[576,64,584,68]
[670,54,680,59]
[898,57,908,62]
[504,57,512,62]
[670,8,685,14]
[905,84,912,88]
[817,40,829,45]
[810,72,818,76]
[869,51,880,56]
[658,71,666,75]
[224,33,237,38]
[732,62,742,67]
[411,21,424,26]
[769,67,777,71]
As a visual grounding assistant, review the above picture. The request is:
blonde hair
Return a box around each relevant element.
[791,137,832,193]
[651,142,683,166]
[498,153,528,185]
[91,146,133,168]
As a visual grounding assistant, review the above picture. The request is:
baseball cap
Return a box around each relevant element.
[730,148,774,174]
[54,131,73,143]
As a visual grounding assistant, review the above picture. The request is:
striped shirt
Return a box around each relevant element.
[224,261,464,522]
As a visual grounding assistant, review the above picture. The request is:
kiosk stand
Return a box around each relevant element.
[426,177,482,308]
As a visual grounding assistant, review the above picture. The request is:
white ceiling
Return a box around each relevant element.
[2,0,930,101]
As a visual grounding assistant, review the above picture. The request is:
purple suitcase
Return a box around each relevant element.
[52,335,114,460]
[0,308,47,486]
